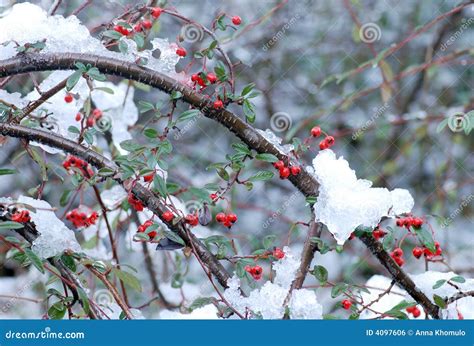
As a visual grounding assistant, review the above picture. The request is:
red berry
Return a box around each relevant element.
[213,99,223,109]
[223,220,232,228]
[64,94,73,103]
[75,113,82,121]
[226,213,237,223]
[249,265,263,280]
[372,229,386,240]
[458,312,464,320]
[231,16,242,25]
[412,247,423,259]
[185,214,199,226]
[215,212,226,223]
[142,20,152,30]
[86,118,94,127]
[310,126,321,137]
[394,256,405,267]
[396,218,405,227]
[134,23,142,32]
[162,211,174,222]
[273,247,285,259]
[341,299,352,310]
[392,247,403,257]
[11,210,30,223]
[273,160,285,169]
[143,173,154,182]
[279,166,291,179]
[411,218,423,228]
[191,74,200,82]
[176,47,187,57]
[151,7,162,18]
[411,307,421,318]
[113,25,122,33]
[207,73,217,84]
[325,136,335,147]
[319,139,329,150]
[92,108,103,118]
[210,193,218,201]
[290,165,301,176]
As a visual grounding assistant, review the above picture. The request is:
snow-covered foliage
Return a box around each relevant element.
[225,247,323,319]
[312,149,414,244]
[17,195,81,259]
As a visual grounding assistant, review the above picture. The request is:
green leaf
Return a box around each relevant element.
[243,100,256,123]
[248,170,274,182]
[255,153,278,163]
[189,297,216,311]
[113,268,142,292]
[241,83,255,97]
[0,168,17,175]
[231,143,251,155]
[102,30,122,40]
[153,174,167,196]
[48,301,66,320]
[67,126,80,134]
[98,167,115,177]
[263,235,276,249]
[77,287,90,315]
[414,226,435,253]
[433,294,446,309]
[94,87,114,94]
[305,196,317,205]
[144,128,158,138]
[312,265,328,284]
[0,221,25,230]
[436,118,449,133]
[138,101,155,113]
[450,276,466,283]
[162,230,185,246]
[66,70,82,91]
[24,248,45,274]
[331,283,346,298]
[382,231,394,251]
[433,279,446,289]
[177,109,201,123]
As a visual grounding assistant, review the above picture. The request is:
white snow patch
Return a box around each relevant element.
[17,195,81,259]
[256,129,294,155]
[312,149,414,244]
[224,247,323,319]
[159,304,219,319]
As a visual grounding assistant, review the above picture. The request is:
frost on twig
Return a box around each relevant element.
[312,149,414,245]
[224,247,323,319]
[16,195,81,259]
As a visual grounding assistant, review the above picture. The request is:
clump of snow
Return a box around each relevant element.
[312,149,414,244]
[256,129,294,155]
[17,195,81,259]
[0,3,180,76]
[100,185,128,209]
[224,247,323,319]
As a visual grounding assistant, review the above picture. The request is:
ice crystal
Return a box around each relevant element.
[256,129,294,155]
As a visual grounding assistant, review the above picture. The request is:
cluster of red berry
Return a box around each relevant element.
[11,210,30,223]
[272,247,285,259]
[310,126,335,150]
[128,193,144,211]
[412,241,442,260]
[63,155,94,178]
[85,109,103,128]
[390,247,405,266]
[113,24,132,36]
[215,212,237,228]
[406,305,421,318]
[114,7,162,37]
[137,219,157,239]
[396,216,424,229]
[273,160,301,179]
[191,72,217,87]
[341,299,352,310]
[133,19,153,33]
[245,265,263,280]
[66,208,99,228]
